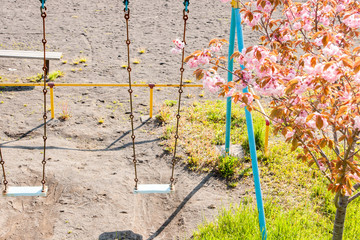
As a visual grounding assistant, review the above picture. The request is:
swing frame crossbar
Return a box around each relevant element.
[3,186,47,197]
[134,184,173,194]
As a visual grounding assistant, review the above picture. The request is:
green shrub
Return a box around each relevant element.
[217,155,241,180]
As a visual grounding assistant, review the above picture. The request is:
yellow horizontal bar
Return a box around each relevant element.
[0,83,203,88]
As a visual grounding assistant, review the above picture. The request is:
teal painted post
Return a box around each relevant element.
[224,8,236,154]
[234,9,267,239]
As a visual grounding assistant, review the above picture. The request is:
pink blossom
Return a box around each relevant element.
[285,130,295,139]
[323,65,339,83]
[314,38,323,46]
[202,73,225,93]
[197,54,210,65]
[210,43,222,52]
[187,58,198,68]
[339,91,352,102]
[323,44,341,57]
[354,116,360,130]
[336,4,346,13]
[171,39,185,55]
[343,14,360,29]
[318,161,326,172]
[350,174,360,181]
[293,22,301,30]
[171,48,181,54]
[303,23,312,31]
[307,120,316,129]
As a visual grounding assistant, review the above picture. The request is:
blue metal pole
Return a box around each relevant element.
[225,8,236,154]
[234,9,267,240]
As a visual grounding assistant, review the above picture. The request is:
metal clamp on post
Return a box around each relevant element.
[39,0,46,9]
[231,0,241,9]
[123,0,129,11]
[183,0,190,12]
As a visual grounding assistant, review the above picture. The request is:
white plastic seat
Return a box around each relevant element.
[133,184,173,194]
[2,186,47,197]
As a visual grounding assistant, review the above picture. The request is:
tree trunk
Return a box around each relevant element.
[332,194,349,240]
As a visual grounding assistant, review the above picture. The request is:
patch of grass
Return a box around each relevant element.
[133,59,140,64]
[48,70,64,82]
[138,48,146,54]
[164,100,177,107]
[27,70,64,82]
[98,118,104,124]
[192,199,332,240]
[217,155,241,180]
[156,105,172,124]
[160,100,254,172]
[27,73,43,82]
[79,58,87,63]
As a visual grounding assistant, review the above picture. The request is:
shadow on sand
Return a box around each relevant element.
[0,86,35,92]
[99,230,143,240]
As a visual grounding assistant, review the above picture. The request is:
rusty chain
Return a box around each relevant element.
[41,6,48,192]
[169,8,189,190]
[124,2,189,191]
[124,8,139,190]
[0,148,8,194]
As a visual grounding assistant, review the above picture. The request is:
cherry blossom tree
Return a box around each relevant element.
[174,0,360,239]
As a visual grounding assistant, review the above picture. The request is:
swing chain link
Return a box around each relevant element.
[0,147,8,193]
[170,7,189,189]
[124,6,139,189]
[41,5,48,192]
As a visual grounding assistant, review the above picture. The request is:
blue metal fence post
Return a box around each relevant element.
[233,8,267,240]
[224,8,236,155]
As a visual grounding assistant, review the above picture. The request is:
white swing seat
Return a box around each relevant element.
[134,184,173,194]
[2,186,47,197]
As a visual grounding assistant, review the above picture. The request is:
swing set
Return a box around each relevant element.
[0,0,190,196]
[1,0,268,238]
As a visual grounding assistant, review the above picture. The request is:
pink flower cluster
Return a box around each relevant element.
[202,72,226,93]
[343,14,360,29]
[354,116,360,130]
[171,39,185,54]
[187,50,211,68]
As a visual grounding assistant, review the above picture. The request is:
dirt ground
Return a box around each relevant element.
[0,1,260,239]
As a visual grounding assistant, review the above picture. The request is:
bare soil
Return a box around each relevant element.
[0,1,259,239]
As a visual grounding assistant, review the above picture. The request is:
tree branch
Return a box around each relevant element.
[348,191,360,204]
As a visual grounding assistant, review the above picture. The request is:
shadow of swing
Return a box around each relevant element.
[97,173,213,240]
[1,118,153,152]
[0,86,35,92]
[99,230,143,240]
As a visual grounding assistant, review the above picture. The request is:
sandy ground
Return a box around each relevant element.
[0,1,259,239]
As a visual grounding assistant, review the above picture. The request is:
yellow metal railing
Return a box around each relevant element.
[0,82,203,119]
[0,82,270,154]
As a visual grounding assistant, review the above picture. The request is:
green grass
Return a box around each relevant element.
[192,192,360,240]
[48,70,64,81]
[159,100,266,176]
[192,199,332,240]
[217,155,242,180]
[157,99,360,239]
[27,70,64,82]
